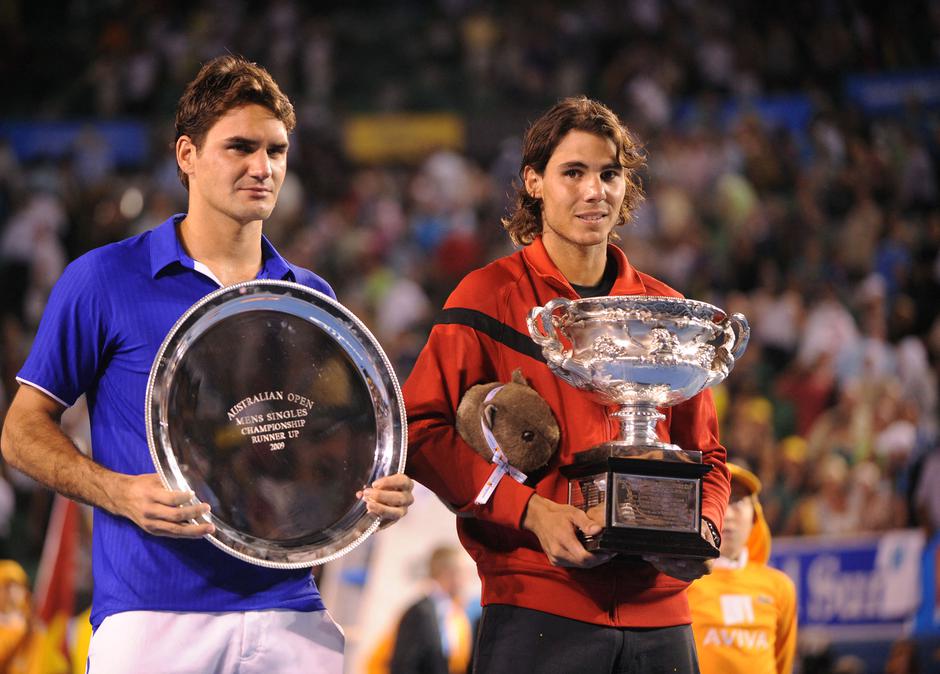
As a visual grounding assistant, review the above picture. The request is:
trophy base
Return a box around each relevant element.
[563,454,719,561]
[582,527,719,559]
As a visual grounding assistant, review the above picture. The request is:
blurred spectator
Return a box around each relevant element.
[0,194,67,327]
[884,637,921,674]
[914,445,940,534]
[762,436,809,534]
[791,454,858,536]
[0,559,67,674]
[847,460,902,532]
[833,654,867,674]
[805,383,869,464]
[774,353,836,437]
[796,286,860,371]
[367,546,474,674]
[0,475,11,540]
[689,464,797,674]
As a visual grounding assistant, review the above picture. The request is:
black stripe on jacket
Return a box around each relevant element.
[434,308,547,363]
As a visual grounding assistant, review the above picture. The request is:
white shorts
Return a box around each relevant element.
[86,609,344,674]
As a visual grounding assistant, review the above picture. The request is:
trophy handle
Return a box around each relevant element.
[528,298,593,388]
[725,312,751,363]
[706,312,751,387]
[527,297,570,353]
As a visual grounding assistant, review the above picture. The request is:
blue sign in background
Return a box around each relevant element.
[0,120,149,166]
[915,534,940,634]
[769,530,924,640]
[844,69,940,115]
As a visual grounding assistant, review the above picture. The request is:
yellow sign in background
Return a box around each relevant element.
[343,113,465,163]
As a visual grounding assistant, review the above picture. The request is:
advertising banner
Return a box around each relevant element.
[915,533,940,635]
[770,529,925,640]
[844,69,940,114]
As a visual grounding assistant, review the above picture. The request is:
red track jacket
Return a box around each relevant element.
[403,236,730,627]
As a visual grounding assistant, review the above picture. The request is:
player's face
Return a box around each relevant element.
[524,129,626,252]
[181,103,289,226]
[720,482,755,560]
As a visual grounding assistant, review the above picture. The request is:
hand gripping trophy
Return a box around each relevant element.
[528,296,749,559]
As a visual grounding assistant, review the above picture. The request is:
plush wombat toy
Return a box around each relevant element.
[456,369,560,475]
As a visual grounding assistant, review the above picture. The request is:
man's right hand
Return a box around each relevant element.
[1,386,213,540]
[522,494,614,568]
[113,473,215,538]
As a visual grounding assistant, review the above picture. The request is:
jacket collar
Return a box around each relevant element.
[521,235,648,297]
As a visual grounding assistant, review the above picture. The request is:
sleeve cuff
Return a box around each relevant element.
[701,498,725,534]
[15,377,71,408]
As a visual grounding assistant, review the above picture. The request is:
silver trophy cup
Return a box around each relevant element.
[528,296,749,559]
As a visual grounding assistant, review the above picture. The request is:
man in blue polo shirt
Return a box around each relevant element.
[0,55,414,673]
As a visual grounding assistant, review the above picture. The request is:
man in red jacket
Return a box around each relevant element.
[403,97,729,673]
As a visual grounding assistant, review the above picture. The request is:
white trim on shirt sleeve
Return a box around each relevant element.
[15,377,71,408]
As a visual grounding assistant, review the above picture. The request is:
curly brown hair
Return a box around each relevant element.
[175,55,296,190]
[501,97,645,246]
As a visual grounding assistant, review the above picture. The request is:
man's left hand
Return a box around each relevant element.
[642,519,718,582]
[358,473,415,528]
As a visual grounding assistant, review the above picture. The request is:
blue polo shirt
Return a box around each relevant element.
[18,214,332,628]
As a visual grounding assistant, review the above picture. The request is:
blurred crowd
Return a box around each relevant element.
[0,0,939,635]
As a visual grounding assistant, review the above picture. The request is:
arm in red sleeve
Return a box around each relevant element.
[668,388,730,532]
[403,321,536,530]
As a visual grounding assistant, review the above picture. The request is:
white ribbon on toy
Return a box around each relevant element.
[474,385,528,505]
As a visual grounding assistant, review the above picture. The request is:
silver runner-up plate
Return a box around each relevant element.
[146,280,406,568]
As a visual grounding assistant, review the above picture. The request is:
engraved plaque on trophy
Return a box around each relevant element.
[528,296,749,559]
[147,280,406,568]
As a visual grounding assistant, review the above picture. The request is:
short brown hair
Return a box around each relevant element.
[175,54,296,189]
[502,97,645,246]
[428,545,459,579]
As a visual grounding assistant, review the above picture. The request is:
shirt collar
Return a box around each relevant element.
[715,547,749,570]
[258,234,294,281]
[149,213,295,282]
[521,234,647,297]
[149,214,187,278]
